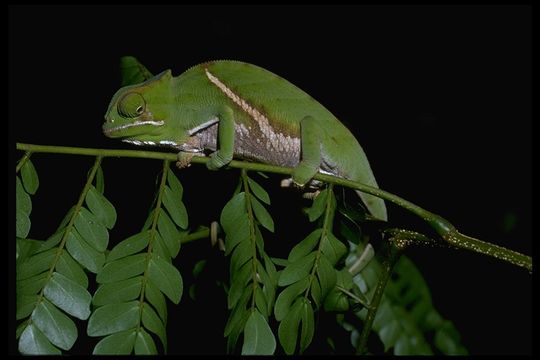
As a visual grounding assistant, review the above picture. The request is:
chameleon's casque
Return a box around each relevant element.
[103,60,387,221]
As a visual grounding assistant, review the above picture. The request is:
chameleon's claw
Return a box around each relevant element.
[281,177,320,198]
[280,178,294,188]
[302,190,321,200]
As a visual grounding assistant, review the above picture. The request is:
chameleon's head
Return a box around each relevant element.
[103,70,174,141]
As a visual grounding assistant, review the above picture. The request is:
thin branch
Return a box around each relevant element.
[16,143,532,272]
[355,243,402,354]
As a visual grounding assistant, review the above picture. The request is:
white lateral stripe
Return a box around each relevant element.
[188,117,220,135]
[204,69,271,135]
[204,68,300,152]
[104,120,164,134]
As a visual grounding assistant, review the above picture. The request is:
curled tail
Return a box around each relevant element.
[355,188,387,221]
[348,156,388,221]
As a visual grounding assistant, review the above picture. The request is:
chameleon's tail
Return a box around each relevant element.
[355,189,388,221]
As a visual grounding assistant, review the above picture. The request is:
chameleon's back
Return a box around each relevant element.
[177,60,387,220]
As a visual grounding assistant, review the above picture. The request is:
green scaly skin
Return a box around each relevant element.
[103,60,387,221]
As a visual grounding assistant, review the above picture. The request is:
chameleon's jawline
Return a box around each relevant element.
[103,120,165,136]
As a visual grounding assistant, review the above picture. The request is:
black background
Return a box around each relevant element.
[9,5,531,355]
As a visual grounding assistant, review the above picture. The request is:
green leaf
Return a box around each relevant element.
[227,261,253,310]
[93,329,136,355]
[16,237,42,263]
[145,280,168,323]
[435,321,468,355]
[21,159,40,195]
[263,254,278,283]
[95,165,105,194]
[321,233,347,266]
[135,328,158,354]
[278,298,303,355]
[323,289,350,312]
[162,186,188,229]
[288,229,322,262]
[38,231,64,253]
[394,335,412,355]
[44,272,92,320]
[300,299,315,353]
[152,232,172,261]
[16,272,48,295]
[97,253,146,283]
[19,323,61,355]
[167,168,184,200]
[241,310,276,355]
[142,302,167,350]
[16,247,56,281]
[224,290,251,337]
[16,208,31,239]
[141,208,156,231]
[220,192,246,234]
[254,287,269,317]
[120,55,154,86]
[87,300,139,337]
[56,206,75,231]
[74,207,109,252]
[107,231,150,262]
[147,256,183,304]
[251,197,274,232]
[317,255,337,300]
[16,176,32,214]
[278,252,317,287]
[310,276,322,309]
[86,185,117,229]
[16,294,38,320]
[274,277,310,321]
[16,321,27,339]
[229,240,252,274]
[56,250,89,288]
[225,215,250,256]
[193,259,207,277]
[379,321,401,351]
[247,177,270,205]
[158,209,181,258]
[93,276,143,306]
[66,231,105,273]
[306,189,327,222]
[32,298,77,350]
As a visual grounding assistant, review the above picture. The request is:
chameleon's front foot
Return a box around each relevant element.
[176,152,195,169]
[281,177,321,199]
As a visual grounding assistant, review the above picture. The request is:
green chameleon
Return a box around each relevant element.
[103,60,387,221]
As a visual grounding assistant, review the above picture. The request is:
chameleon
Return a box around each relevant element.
[102,60,387,221]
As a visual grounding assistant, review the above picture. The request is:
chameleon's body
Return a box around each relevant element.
[103,60,387,220]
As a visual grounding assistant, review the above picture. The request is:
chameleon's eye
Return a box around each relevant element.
[118,92,146,118]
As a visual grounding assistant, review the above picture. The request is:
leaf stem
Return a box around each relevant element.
[304,184,335,300]
[35,156,103,307]
[241,170,259,311]
[16,151,33,173]
[180,228,211,244]
[137,160,170,336]
[16,143,532,271]
[355,243,402,355]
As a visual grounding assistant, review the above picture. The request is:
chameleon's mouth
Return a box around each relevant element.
[102,120,165,137]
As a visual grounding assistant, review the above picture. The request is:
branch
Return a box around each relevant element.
[16,143,532,272]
